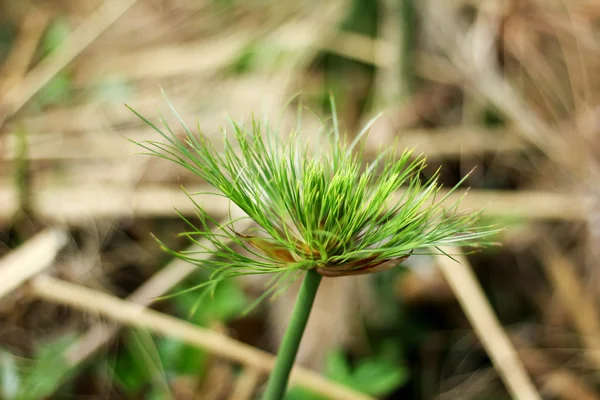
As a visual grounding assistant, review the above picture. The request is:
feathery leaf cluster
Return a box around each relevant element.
[128,98,498,298]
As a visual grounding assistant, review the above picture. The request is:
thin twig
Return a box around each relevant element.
[28,275,373,400]
[436,247,541,400]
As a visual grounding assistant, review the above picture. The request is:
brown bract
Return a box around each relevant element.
[234,231,412,277]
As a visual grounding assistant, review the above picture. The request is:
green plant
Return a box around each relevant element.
[175,274,249,324]
[129,95,498,399]
[286,344,408,400]
[112,275,248,398]
[0,335,74,400]
[113,329,171,398]
[327,348,408,397]
[34,17,72,108]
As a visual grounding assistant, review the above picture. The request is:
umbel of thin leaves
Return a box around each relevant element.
[129,100,496,296]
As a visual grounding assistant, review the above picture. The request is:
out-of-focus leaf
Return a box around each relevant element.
[113,345,147,394]
[157,337,207,376]
[148,387,173,400]
[0,24,15,64]
[176,278,248,325]
[376,338,405,365]
[41,17,70,56]
[35,73,71,107]
[324,348,350,382]
[229,44,258,74]
[33,16,73,109]
[324,347,408,397]
[351,359,408,396]
[17,334,74,399]
[113,330,167,395]
[284,386,327,400]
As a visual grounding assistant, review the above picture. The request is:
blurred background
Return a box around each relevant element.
[1,0,600,399]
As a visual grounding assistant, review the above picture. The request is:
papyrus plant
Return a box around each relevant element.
[129,98,497,400]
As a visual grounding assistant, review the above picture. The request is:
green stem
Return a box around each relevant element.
[262,269,323,400]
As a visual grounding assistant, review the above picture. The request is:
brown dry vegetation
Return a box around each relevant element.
[1,0,600,399]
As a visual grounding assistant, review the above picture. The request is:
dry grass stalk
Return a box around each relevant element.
[438,368,499,400]
[373,0,403,108]
[323,31,394,68]
[542,373,599,400]
[365,84,459,146]
[436,246,541,400]
[76,33,250,81]
[398,225,539,305]
[516,345,600,400]
[64,216,253,366]
[198,323,235,400]
[0,0,138,121]
[397,265,455,304]
[393,126,527,159]
[0,125,527,162]
[229,368,262,400]
[0,184,590,223]
[0,9,50,95]
[321,32,460,84]
[424,0,589,175]
[0,228,68,299]
[28,275,374,400]
[536,238,600,372]
[200,360,234,400]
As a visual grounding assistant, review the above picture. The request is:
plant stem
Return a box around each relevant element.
[262,269,323,400]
